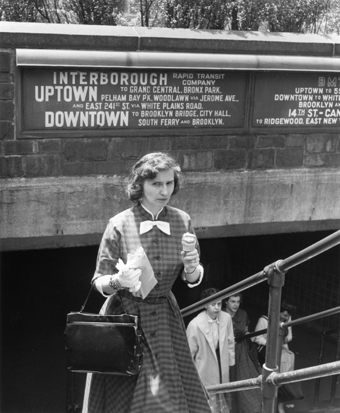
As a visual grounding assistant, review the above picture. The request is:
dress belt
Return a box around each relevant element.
[119,289,169,304]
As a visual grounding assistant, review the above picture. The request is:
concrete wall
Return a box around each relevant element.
[1,22,340,251]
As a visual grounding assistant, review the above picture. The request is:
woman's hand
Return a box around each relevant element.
[117,267,142,293]
[181,248,199,273]
[116,258,142,292]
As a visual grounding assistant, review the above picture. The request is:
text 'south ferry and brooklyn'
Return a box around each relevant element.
[22,69,340,130]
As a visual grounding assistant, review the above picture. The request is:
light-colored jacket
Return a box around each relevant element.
[186,311,235,386]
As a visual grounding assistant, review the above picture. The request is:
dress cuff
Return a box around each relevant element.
[182,264,204,288]
[93,275,113,297]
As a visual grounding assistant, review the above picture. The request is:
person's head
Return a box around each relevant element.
[280,300,296,323]
[225,292,243,315]
[127,152,181,214]
[201,288,221,320]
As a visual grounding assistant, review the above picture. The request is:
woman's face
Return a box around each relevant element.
[280,310,291,323]
[142,169,175,215]
[226,296,241,314]
[206,301,222,320]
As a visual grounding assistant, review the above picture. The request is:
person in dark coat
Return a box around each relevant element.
[224,293,262,413]
[82,152,211,413]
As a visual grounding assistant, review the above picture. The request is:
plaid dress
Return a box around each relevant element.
[82,203,211,413]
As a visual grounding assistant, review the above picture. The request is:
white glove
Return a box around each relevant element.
[116,259,142,293]
[181,249,200,273]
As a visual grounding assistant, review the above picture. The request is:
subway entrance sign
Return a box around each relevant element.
[19,67,340,137]
[252,72,340,128]
[20,68,247,136]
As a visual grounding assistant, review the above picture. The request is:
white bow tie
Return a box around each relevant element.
[140,220,171,235]
[208,317,219,324]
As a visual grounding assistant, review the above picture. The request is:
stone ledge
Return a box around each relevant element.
[1,168,339,250]
[0,22,339,56]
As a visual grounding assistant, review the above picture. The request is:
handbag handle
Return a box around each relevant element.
[79,280,125,313]
[79,282,95,313]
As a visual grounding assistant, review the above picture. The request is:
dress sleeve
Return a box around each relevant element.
[286,316,293,343]
[186,320,199,360]
[253,316,268,346]
[182,264,204,288]
[245,311,250,327]
[227,316,235,366]
[92,219,121,282]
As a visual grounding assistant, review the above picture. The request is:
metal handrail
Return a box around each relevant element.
[181,268,266,317]
[313,328,340,409]
[181,229,340,318]
[277,229,340,273]
[237,306,340,342]
[182,229,340,413]
[207,361,340,394]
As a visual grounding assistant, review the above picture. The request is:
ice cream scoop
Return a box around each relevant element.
[181,232,196,252]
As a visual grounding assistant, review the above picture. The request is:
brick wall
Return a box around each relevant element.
[1,25,340,180]
[1,44,340,181]
[0,24,339,334]
[1,23,340,251]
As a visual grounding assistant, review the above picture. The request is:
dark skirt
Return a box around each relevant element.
[257,345,304,403]
[230,339,262,413]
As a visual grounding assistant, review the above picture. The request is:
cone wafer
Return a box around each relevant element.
[182,232,196,252]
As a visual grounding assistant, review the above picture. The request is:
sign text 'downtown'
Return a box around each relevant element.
[22,69,247,130]
[21,69,340,133]
[253,73,340,127]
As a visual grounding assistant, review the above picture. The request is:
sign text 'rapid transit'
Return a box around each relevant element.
[22,69,247,131]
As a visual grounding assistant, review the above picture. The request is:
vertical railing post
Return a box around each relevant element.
[275,325,286,411]
[262,261,286,413]
[314,330,326,407]
[330,328,340,407]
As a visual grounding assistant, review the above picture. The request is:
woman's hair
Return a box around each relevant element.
[126,152,181,202]
[280,299,297,315]
[225,292,243,303]
[201,287,220,301]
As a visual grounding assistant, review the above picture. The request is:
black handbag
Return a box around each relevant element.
[64,283,143,375]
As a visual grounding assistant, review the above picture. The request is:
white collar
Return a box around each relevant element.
[141,203,164,220]
[206,312,220,324]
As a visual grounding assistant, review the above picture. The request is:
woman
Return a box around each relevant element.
[186,288,235,413]
[82,152,211,413]
[253,300,295,366]
[253,300,303,413]
[224,293,262,413]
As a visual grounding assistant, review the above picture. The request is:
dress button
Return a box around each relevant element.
[150,311,157,316]
[155,285,160,290]
[150,332,157,337]
[153,239,159,244]
[154,256,160,260]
